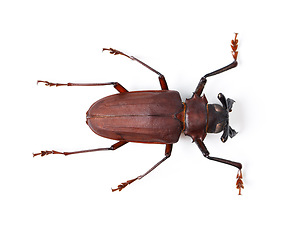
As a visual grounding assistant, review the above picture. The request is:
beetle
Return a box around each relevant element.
[34,33,244,194]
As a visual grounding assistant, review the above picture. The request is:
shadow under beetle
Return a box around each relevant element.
[34,33,244,195]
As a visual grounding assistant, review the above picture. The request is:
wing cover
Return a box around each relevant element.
[86,91,184,144]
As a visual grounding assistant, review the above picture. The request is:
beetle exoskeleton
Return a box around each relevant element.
[34,33,244,195]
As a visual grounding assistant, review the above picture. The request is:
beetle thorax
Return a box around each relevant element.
[183,94,208,141]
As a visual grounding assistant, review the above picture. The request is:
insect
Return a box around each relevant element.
[34,33,244,194]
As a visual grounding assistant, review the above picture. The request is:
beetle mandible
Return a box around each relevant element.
[34,33,244,194]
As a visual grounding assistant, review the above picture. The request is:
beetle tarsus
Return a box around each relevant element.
[231,33,239,61]
[111,177,139,192]
[103,48,131,59]
[236,169,244,195]
[37,80,67,87]
[102,48,119,55]
[33,150,64,157]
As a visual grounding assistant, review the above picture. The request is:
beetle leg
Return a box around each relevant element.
[33,141,128,157]
[37,80,128,93]
[103,48,168,90]
[194,33,239,96]
[194,138,244,195]
[112,144,173,192]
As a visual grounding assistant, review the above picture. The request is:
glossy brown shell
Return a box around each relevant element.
[184,94,208,141]
[86,90,184,144]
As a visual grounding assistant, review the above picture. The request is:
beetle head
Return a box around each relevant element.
[207,93,237,142]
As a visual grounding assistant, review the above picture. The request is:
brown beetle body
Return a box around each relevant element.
[34,34,244,194]
[86,90,210,145]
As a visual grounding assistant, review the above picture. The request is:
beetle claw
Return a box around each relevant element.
[37,80,55,86]
[103,48,121,55]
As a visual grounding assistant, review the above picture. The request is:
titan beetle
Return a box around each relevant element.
[34,34,244,194]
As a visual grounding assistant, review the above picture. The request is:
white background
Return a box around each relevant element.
[1,1,291,239]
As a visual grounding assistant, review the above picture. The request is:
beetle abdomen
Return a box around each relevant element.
[86,91,184,144]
